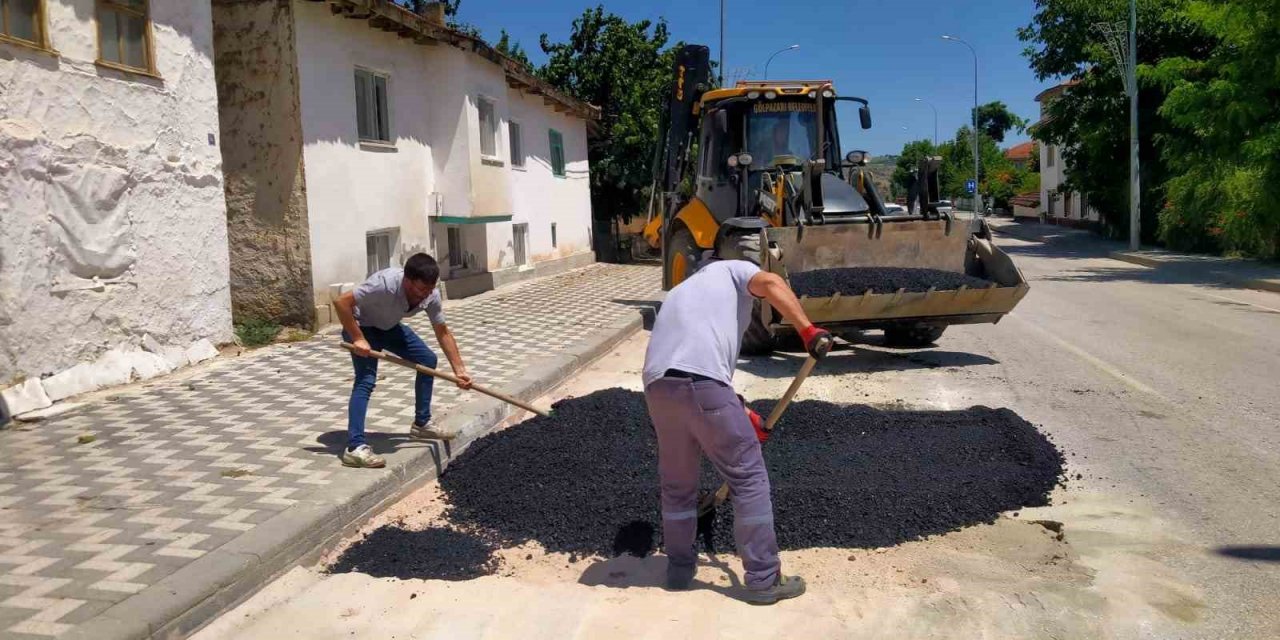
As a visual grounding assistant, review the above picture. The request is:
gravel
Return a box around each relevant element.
[437,388,1064,558]
[789,267,995,297]
[328,526,500,580]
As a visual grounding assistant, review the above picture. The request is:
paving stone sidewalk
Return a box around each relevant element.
[0,263,661,640]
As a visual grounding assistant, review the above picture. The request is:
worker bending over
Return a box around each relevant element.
[333,253,473,469]
[642,233,832,605]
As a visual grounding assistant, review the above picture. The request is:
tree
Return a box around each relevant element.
[891,140,937,196]
[1152,0,1280,257]
[538,7,675,229]
[398,0,461,17]
[1019,0,1214,243]
[973,101,1028,143]
[495,29,533,70]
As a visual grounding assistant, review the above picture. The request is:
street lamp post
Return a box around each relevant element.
[763,44,799,80]
[914,97,938,146]
[942,35,980,215]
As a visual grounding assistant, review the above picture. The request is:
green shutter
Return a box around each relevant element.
[549,129,565,177]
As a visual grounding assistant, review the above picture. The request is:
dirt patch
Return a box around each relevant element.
[789,267,995,297]
[328,526,500,581]
[435,388,1063,557]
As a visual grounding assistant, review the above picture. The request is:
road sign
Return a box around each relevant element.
[965,179,976,194]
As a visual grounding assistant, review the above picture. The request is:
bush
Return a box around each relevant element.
[235,318,280,348]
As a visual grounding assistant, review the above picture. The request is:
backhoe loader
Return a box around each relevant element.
[641,44,1028,352]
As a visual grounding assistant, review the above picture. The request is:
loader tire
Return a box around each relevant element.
[741,300,776,355]
[884,324,946,347]
[667,226,702,288]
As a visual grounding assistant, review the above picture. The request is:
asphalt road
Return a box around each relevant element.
[197,226,1279,639]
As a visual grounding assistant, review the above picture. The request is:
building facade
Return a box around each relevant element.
[212,0,598,329]
[1,1,231,403]
[1034,82,1100,226]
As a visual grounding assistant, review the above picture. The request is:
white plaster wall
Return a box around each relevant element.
[506,89,593,265]
[293,1,440,302]
[0,0,231,382]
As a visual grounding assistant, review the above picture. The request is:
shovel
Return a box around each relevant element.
[695,354,820,544]
[340,342,552,417]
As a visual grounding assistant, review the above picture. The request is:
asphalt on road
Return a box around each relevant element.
[196,226,1280,639]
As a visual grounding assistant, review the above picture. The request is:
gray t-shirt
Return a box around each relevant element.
[643,260,761,387]
[353,268,446,331]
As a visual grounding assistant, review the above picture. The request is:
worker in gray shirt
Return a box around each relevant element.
[642,233,832,605]
[333,253,473,469]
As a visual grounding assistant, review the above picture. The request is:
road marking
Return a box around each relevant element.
[1009,315,1168,401]
[1193,289,1280,314]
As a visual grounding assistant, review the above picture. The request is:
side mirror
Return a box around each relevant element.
[714,109,729,135]
[859,106,872,130]
[845,150,869,165]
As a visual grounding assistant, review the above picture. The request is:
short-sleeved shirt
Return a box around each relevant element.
[642,259,761,387]
[353,268,446,331]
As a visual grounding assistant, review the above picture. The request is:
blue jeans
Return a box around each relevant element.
[344,324,438,447]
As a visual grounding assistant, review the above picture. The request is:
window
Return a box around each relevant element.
[550,222,557,248]
[549,129,565,177]
[1064,192,1073,218]
[508,121,524,167]
[355,69,391,143]
[513,223,528,266]
[1047,145,1055,167]
[447,227,464,268]
[366,231,395,276]
[97,0,153,73]
[1048,193,1057,216]
[1,0,43,46]
[478,97,498,158]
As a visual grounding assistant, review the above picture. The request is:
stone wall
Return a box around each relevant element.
[211,0,315,327]
[0,0,233,383]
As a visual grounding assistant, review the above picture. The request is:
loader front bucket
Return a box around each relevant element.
[762,219,1029,329]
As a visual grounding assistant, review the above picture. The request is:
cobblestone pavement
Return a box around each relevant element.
[0,264,661,639]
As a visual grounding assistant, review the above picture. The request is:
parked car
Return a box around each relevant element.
[884,203,906,214]
[936,199,954,215]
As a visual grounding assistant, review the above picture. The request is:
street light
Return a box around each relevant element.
[914,97,938,146]
[942,34,981,214]
[763,44,799,80]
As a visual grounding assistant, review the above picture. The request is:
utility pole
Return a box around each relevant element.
[915,97,938,146]
[1096,6,1141,249]
[719,0,725,86]
[943,35,980,215]
[1128,0,1140,249]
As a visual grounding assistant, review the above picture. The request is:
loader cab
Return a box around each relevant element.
[693,82,873,226]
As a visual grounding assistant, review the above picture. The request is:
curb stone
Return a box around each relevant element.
[1109,251,1280,294]
[66,314,646,640]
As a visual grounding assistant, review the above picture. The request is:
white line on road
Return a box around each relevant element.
[1009,315,1168,401]
[1192,289,1280,314]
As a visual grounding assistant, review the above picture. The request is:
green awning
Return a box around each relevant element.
[432,215,513,225]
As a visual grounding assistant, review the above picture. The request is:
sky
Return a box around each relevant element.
[456,0,1052,157]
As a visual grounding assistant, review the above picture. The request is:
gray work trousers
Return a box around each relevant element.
[644,376,781,590]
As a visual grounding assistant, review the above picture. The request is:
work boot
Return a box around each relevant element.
[742,575,806,606]
[410,420,457,441]
[665,561,696,591]
[341,444,386,469]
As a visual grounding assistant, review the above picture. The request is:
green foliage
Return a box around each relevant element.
[235,318,280,348]
[891,140,937,194]
[495,29,533,70]
[398,0,461,17]
[1019,0,1211,242]
[538,6,675,223]
[1152,0,1280,258]
[973,101,1028,143]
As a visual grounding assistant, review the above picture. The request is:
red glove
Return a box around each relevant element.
[746,407,768,443]
[799,325,834,360]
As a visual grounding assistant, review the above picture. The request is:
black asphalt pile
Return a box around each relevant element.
[329,526,500,580]
[789,267,995,297]
[438,389,1063,557]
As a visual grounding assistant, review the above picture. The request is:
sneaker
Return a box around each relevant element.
[742,575,806,606]
[665,562,696,591]
[409,421,458,441]
[341,444,385,468]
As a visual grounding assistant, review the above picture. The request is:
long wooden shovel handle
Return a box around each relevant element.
[702,355,820,511]
[340,342,551,418]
